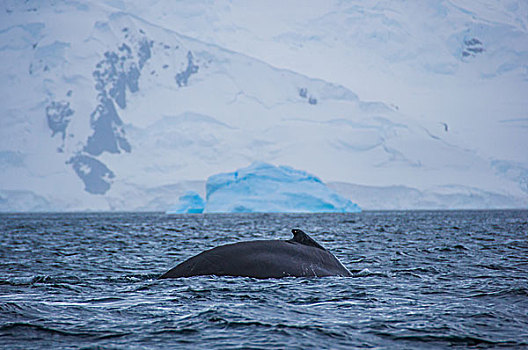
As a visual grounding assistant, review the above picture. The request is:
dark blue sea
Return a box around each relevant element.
[1,211,527,349]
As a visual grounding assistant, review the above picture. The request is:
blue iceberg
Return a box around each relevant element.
[203,162,361,213]
[166,191,205,214]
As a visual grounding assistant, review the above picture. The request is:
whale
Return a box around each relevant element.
[159,229,352,279]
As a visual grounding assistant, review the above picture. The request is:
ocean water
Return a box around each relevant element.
[0,211,527,349]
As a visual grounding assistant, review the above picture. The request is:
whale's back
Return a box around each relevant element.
[160,233,352,279]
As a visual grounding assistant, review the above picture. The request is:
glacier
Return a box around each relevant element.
[169,163,361,213]
[0,1,527,211]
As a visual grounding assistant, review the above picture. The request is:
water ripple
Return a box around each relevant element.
[0,210,527,349]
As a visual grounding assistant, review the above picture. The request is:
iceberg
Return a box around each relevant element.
[166,191,205,214]
[203,162,361,213]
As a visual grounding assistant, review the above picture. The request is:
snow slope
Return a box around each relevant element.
[125,0,528,165]
[0,1,526,211]
[328,182,528,210]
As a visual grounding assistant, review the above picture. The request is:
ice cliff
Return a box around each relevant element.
[166,191,205,214]
[168,163,361,213]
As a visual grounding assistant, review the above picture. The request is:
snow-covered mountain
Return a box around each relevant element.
[0,1,527,211]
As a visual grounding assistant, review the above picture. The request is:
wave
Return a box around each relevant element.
[373,331,524,347]
[191,315,348,340]
[468,286,528,298]
[0,322,130,340]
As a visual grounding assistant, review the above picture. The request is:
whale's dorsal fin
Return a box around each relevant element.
[289,229,326,251]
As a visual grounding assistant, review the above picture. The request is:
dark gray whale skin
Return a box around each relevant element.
[159,229,352,279]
